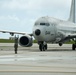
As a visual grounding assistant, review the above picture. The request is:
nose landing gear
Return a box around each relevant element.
[39,41,47,51]
[72,40,76,50]
[72,44,76,50]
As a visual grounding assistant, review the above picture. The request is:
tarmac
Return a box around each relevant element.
[0,43,76,75]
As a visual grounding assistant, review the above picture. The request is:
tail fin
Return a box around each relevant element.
[69,0,76,23]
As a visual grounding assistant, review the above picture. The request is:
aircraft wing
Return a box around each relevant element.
[59,34,76,43]
[0,30,33,36]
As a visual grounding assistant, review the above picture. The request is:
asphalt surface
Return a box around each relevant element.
[0,43,76,75]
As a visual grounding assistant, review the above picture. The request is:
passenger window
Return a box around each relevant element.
[46,23,50,26]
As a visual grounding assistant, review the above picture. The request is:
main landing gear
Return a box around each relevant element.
[72,40,76,50]
[72,44,76,50]
[39,41,47,51]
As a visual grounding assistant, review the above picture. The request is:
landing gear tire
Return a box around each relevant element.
[44,44,47,50]
[43,47,45,51]
[72,44,75,50]
[59,43,63,46]
[39,43,47,51]
[39,44,43,51]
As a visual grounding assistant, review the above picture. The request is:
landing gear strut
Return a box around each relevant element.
[72,44,76,50]
[72,39,76,50]
[39,42,47,51]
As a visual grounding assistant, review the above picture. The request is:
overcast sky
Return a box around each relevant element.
[0,0,71,38]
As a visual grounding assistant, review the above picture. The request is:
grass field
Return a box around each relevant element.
[0,39,75,44]
[0,39,14,43]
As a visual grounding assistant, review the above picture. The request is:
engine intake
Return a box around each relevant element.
[19,35,33,47]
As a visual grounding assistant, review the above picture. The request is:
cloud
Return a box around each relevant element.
[1,0,31,10]
[1,0,71,10]
[0,15,20,21]
[0,0,72,38]
[0,0,72,23]
[0,0,71,19]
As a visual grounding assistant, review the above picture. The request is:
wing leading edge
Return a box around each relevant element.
[0,30,33,36]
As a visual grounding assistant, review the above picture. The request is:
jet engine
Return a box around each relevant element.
[19,35,33,47]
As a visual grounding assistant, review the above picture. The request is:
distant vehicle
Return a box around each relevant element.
[0,0,76,51]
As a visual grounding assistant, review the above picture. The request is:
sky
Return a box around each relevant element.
[0,0,71,38]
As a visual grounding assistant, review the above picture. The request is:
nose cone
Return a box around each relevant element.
[35,29,41,36]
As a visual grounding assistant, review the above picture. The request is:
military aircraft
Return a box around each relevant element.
[0,0,76,51]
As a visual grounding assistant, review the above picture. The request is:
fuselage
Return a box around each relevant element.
[33,16,76,43]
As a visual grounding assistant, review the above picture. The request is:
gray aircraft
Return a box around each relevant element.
[0,0,76,51]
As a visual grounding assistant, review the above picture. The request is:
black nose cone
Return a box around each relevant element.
[35,29,41,36]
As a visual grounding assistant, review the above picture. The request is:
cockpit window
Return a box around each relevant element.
[40,23,50,26]
[35,22,50,26]
[40,23,45,25]
[46,23,50,26]
[35,22,39,25]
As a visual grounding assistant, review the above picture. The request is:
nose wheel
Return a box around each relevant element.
[39,42,47,51]
[72,44,76,50]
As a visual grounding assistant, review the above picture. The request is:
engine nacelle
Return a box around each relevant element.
[19,35,33,47]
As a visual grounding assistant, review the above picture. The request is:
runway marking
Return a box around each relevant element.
[0,44,76,74]
[0,64,76,69]
[0,70,76,73]
[0,64,76,73]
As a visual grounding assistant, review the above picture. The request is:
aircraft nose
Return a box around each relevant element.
[35,29,41,36]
